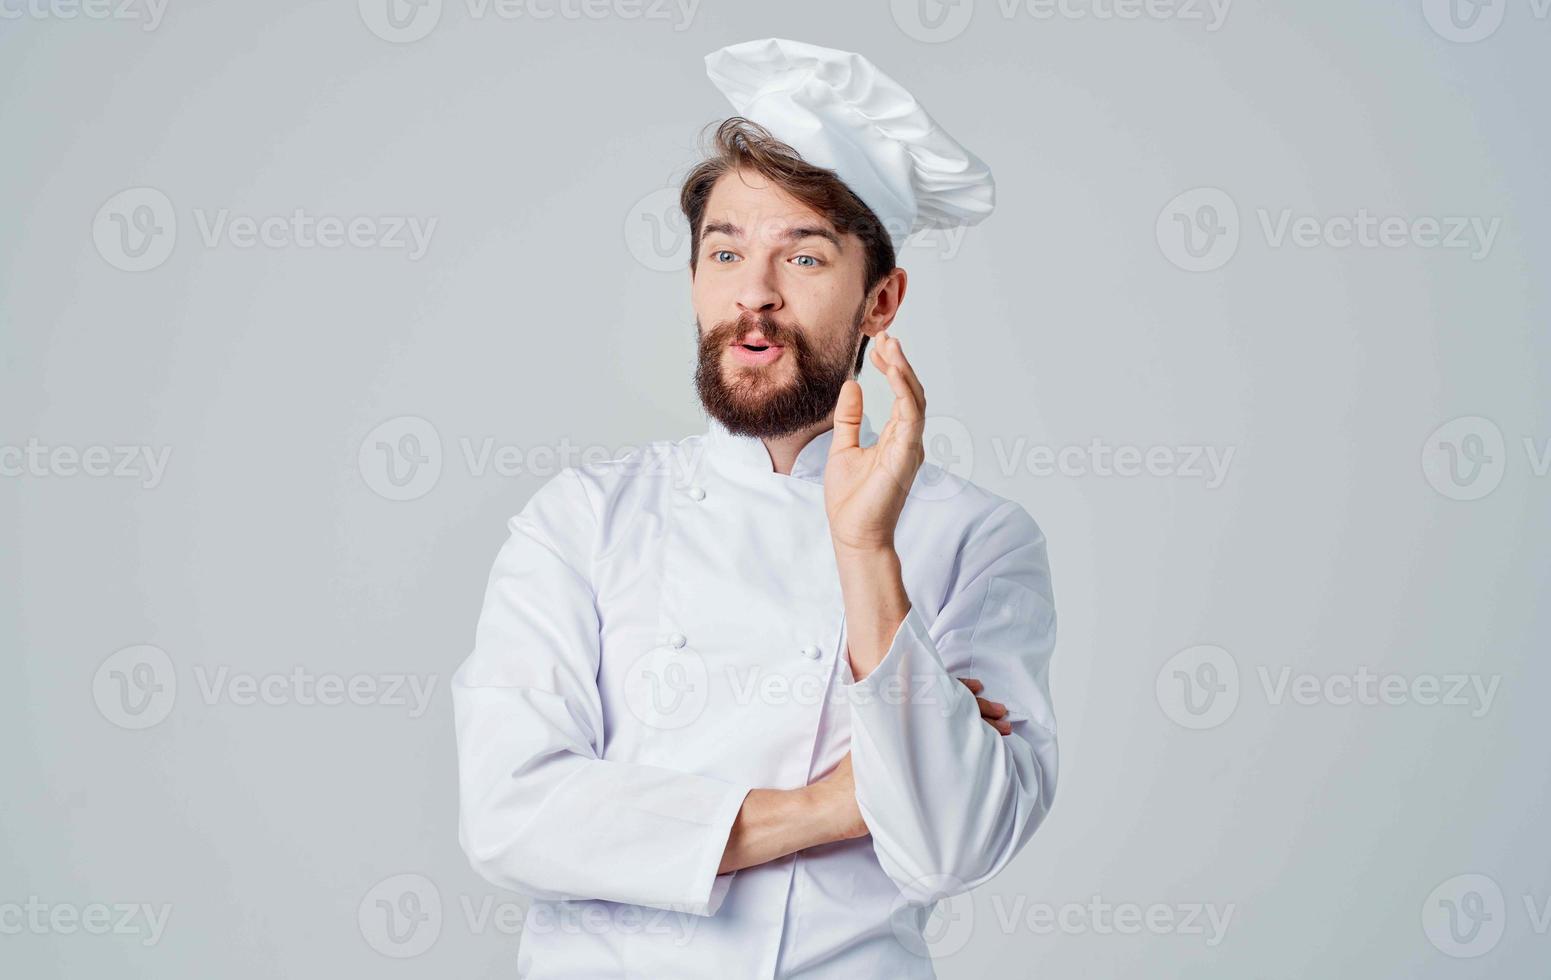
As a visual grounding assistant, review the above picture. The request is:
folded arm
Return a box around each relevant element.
[837,501,1059,905]
[453,469,753,916]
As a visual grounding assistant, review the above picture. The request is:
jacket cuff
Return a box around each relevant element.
[683,783,752,916]
[845,602,946,696]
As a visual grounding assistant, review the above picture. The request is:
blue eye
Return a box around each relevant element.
[792,255,820,267]
[712,250,738,263]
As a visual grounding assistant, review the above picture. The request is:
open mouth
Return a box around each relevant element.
[729,341,786,365]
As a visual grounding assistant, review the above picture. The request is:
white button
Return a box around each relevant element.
[687,486,706,501]
[668,632,687,649]
[800,644,821,660]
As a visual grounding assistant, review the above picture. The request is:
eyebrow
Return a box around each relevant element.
[701,221,843,250]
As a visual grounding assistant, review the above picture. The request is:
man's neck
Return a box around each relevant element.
[761,415,835,476]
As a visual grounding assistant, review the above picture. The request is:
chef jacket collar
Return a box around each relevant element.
[705,411,878,482]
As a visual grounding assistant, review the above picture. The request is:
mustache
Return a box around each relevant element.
[707,313,803,349]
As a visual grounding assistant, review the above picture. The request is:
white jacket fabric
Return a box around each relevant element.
[452,412,1058,978]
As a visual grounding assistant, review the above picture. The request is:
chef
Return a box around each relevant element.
[452,38,1058,978]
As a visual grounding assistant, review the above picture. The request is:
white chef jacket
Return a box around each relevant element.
[452,412,1058,979]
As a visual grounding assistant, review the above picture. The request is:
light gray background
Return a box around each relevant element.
[3,0,1548,976]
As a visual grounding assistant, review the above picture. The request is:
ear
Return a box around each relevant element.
[861,267,908,338]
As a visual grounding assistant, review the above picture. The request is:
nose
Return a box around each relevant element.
[733,259,783,317]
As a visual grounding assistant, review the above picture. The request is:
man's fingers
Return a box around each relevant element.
[979,712,1012,735]
[869,341,888,375]
[962,678,1012,734]
[830,379,863,455]
[882,334,925,413]
[882,364,922,424]
[975,696,1007,719]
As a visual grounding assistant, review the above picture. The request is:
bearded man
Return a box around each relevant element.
[452,37,1059,979]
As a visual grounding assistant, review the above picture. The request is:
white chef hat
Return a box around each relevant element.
[703,37,995,253]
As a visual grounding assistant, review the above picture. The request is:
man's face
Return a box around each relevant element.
[691,169,871,439]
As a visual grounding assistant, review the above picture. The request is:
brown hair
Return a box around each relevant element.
[680,117,897,376]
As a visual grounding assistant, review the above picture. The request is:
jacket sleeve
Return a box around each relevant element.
[845,500,1058,905]
[452,467,752,916]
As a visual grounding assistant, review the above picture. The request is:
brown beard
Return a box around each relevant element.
[694,302,864,439]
